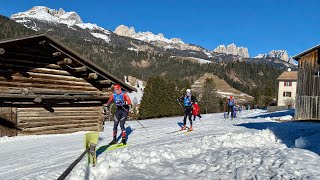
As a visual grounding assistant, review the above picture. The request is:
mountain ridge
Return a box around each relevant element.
[11,6,297,67]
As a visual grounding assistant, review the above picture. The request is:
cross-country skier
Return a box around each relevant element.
[192,102,202,121]
[105,84,132,145]
[226,96,236,120]
[178,89,197,131]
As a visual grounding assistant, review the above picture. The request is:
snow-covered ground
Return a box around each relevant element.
[0,109,320,179]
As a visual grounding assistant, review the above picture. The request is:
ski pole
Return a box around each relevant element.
[198,116,205,127]
[134,118,150,132]
[121,105,149,132]
[176,99,183,109]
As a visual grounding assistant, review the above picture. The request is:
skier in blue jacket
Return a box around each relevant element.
[178,89,197,131]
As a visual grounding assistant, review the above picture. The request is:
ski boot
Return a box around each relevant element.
[108,137,117,145]
[181,125,187,130]
[189,126,193,131]
[121,137,127,145]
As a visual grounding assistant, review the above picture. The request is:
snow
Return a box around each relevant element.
[11,6,111,43]
[127,47,139,52]
[124,76,144,105]
[204,50,213,58]
[128,31,184,44]
[11,6,82,26]
[91,33,111,43]
[0,109,320,179]
[188,57,211,64]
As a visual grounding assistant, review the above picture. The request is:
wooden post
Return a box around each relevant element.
[99,80,112,85]
[39,40,46,45]
[52,52,62,57]
[34,97,42,103]
[74,66,87,72]
[57,58,73,65]
[88,73,98,79]
[0,48,5,55]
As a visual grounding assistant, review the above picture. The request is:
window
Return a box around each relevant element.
[284,81,292,86]
[283,92,292,97]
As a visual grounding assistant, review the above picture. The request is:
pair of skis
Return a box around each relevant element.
[167,127,193,135]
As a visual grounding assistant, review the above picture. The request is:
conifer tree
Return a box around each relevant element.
[200,78,221,113]
[138,76,181,119]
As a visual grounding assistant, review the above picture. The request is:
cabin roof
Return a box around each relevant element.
[277,71,298,81]
[293,44,320,60]
[0,34,136,92]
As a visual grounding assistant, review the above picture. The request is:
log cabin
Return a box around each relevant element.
[293,44,320,120]
[0,34,135,137]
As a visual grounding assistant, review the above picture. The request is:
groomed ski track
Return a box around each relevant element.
[0,110,320,179]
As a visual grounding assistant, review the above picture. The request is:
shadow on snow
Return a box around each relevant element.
[237,110,320,155]
[96,126,133,158]
[248,109,295,119]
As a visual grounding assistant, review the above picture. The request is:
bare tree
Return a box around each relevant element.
[283,98,295,108]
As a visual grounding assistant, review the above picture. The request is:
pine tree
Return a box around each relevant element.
[138,76,181,119]
[200,78,221,113]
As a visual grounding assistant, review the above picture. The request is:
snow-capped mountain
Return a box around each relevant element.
[11,6,111,43]
[213,43,249,58]
[114,25,205,52]
[9,6,297,69]
[254,50,296,65]
[255,50,288,61]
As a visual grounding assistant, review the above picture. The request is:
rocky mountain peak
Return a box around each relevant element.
[11,6,83,25]
[268,50,289,61]
[255,50,289,61]
[114,24,205,52]
[114,24,185,44]
[213,43,249,58]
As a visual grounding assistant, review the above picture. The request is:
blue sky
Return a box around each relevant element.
[1,0,319,57]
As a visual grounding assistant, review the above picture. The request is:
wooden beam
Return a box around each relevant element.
[0,81,99,91]
[99,80,112,84]
[88,73,98,79]
[4,52,52,60]
[33,97,42,103]
[0,57,61,69]
[57,58,73,65]
[0,86,104,96]
[74,66,87,72]
[0,93,108,100]
[52,52,62,57]
[0,48,5,55]
[39,40,46,45]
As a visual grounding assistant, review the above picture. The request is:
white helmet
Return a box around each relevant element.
[186,89,191,93]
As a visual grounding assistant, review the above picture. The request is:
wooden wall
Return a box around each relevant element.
[0,62,111,97]
[0,107,17,137]
[17,106,103,136]
[295,49,320,119]
[0,39,114,136]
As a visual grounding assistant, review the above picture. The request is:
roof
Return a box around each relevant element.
[277,71,298,81]
[0,34,136,92]
[293,44,320,60]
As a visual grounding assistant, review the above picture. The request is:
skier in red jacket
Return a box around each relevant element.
[105,84,132,145]
[192,102,202,121]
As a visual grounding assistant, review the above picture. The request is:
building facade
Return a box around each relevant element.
[293,45,320,120]
[277,70,298,108]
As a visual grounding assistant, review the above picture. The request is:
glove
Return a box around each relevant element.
[103,104,109,114]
